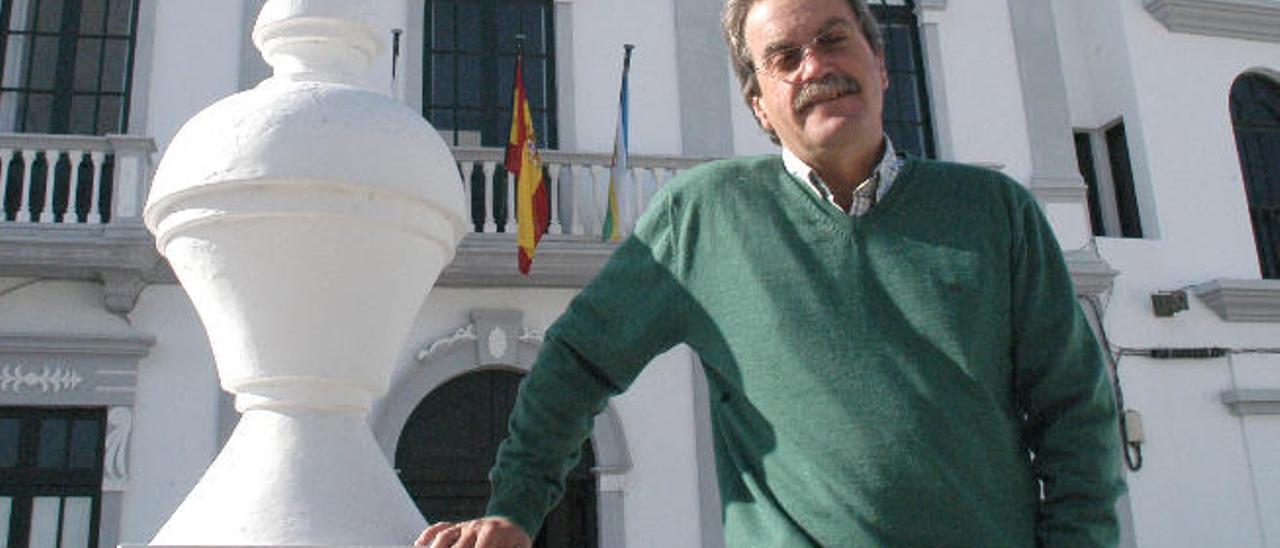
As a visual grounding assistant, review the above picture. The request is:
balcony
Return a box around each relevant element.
[439,147,714,287]
[0,133,160,312]
[0,135,715,308]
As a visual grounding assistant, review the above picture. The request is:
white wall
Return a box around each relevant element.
[924,2,1032,178]
[1055,1,1280,546]
[119,286,219,544]
[567,0,684,155]
[145,1,245,153]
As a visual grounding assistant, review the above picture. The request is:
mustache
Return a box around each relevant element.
[793,74,861,112]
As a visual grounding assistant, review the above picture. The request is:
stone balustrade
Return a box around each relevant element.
[0,133,155,225]
[451,146,716,238]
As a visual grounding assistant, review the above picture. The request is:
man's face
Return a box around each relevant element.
[744,0,888,160]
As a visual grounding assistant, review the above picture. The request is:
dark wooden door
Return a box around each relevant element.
[395,370,597,548]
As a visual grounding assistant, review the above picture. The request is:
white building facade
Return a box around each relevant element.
[1,0,1278,547]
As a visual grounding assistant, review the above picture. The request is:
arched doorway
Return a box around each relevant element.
[1230,72,1280,278]
[395,369,598,548]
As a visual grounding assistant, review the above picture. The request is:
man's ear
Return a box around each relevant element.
[751,94,774,133]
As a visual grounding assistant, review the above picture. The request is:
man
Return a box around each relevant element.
[417,0,1125,546]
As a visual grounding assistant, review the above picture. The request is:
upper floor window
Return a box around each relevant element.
[1,407,105,548]
[423,0,557,149]
[871,0,935,159]
[1073,120,1143,239]
[0,0,141,135]
[1230,73,1280,279]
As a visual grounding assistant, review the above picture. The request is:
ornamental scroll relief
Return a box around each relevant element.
[103,407,133,491]
[0,364,84,393]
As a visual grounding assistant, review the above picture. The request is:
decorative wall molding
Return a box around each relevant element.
[1221,389,1280,416]
[0,365,84,393]
[519,326,545,344]
[487,326,510,362]
[415,324,476,363]
[1145,0,1280,43]
[1193,278,1280,322]
[103,406,133,491]
[0,333,152,406]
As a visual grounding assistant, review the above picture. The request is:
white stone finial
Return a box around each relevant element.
[253,0,383,83]
[143,0,465,544]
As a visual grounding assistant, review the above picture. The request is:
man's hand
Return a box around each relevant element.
[414,517,532,548]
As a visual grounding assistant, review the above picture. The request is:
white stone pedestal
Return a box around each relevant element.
[143,0,466,544]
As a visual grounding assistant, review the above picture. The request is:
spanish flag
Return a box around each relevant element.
[508,53,549,275]
[602,45,635,242]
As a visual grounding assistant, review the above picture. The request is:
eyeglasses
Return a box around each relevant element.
[754,23,860,82]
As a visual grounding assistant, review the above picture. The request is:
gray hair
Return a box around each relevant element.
[721,0,884,141]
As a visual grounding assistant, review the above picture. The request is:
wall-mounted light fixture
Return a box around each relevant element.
[1151,289,1189,317]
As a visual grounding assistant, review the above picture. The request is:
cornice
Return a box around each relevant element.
[0,332,155,356]
[1144,0,1280,43]
[1066,248,1120,296]
[1221,389,1280,416]
[0,222,172,312]
[1193,278,1280,322]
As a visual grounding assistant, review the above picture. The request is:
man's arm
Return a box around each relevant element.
[1010,195,1126,547]
[415,189,693,546]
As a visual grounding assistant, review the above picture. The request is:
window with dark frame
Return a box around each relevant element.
[1072,120,1143,239]
[0,407,106,548]
[871,0,936,159]
[422,0,557,150]
[1230,73,1280,279]
[0,0,142,135]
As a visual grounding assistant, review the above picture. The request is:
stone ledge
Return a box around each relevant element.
[1193,278,1280,322]
[439,233,615,288]
[1066,249,1119,296]
[1144,0,1280,43]
[0,222,170,313]
[1221,389,1280,416]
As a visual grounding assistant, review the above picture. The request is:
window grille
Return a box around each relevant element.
[0,0,142,135]
[422,0,557,150]
[870,0,936,159]
[1230,73,1280,279]
[0,407,105,548]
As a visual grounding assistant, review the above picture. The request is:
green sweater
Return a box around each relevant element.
[487,156,1124,547]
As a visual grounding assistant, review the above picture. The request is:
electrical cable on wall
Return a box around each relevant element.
[1083,293,1280,473]
[1084,295,1144,472]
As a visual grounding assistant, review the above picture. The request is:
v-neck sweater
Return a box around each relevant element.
[486,156,1124,547]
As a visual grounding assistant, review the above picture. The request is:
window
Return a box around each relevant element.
[1073,120,1143,238]
[871,0,935,158]
[1230,73,1280,279]
[0,0,141,135]
[0,407,105,548]
[422,0,557,149]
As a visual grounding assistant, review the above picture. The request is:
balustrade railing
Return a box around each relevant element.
[451,147,715,238]
[0,134,154,226]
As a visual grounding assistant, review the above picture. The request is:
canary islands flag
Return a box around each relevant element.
[602,45,635,242]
